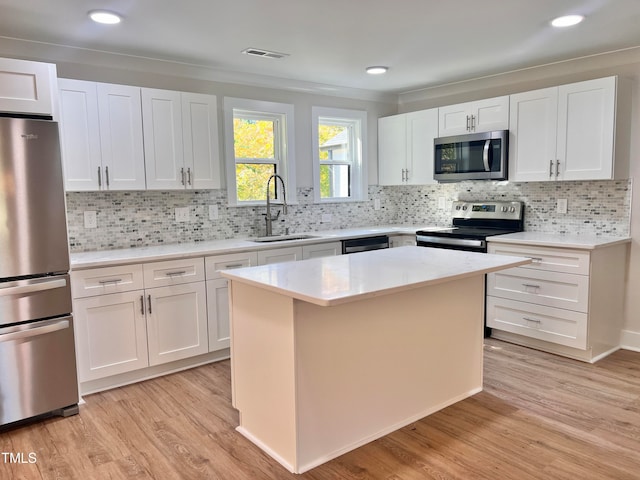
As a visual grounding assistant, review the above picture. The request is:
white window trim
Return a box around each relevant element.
[312,106,367,203]
[223,97,296,206]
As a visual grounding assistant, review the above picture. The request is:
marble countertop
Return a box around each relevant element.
[70,225,446,269]
[221,246,531,306]
[488,232,631,249]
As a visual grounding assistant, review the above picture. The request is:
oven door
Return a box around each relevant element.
[416,234,487,253]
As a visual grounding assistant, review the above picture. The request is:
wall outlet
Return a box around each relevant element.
[557,198,568,214]
[84,211,97,229]
[438,197,446,209]
[175,207,190,222]
[321,213,333,223]
[374,198,381,211]
[209,205,219,221]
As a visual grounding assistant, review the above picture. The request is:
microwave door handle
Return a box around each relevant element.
[483,139,491,172]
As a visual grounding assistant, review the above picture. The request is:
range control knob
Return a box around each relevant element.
[501,206,508,212]
[455,205,461,210]
[462,205,468,210]
[509,206,516,212]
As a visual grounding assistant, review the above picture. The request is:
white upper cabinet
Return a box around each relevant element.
[58,79,146,191]
[378,108,438,185]
[0,58,57,117]
[142,88,185,189]
[438,96,509,136]
[509,76,618,182]
[143,88,221,190]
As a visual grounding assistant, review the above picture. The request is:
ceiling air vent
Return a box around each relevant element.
[242,48,289,59]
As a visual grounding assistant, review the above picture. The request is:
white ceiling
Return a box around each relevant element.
[2,0,640,94]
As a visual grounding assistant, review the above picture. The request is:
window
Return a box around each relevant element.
[312,107,367,202]
[224,98,295,206]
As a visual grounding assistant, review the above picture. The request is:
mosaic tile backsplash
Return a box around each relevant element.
[66,179,632,252]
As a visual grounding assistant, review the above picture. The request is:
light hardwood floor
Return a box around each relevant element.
[2,338,640,479]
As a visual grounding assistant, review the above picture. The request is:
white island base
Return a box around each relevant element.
[231,274,484,473]
[224,247,529,473]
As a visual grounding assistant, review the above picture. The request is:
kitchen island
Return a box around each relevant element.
[221,246,530,474]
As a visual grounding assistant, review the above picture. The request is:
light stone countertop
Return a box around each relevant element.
[488,232,631,249]
[221,246,531,306]
[70,225,445,270]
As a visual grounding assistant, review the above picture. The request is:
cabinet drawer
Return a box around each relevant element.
[205,252,258,280]
[257,246,303,265]
[143,258,205,287]
[71,264,144,298]
[487,267,589,313]
[488,243,590,275]
[487,296,587,349]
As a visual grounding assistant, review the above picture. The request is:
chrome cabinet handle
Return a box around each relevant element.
[147,295,152,314]
[105,166,110,187]
[471,114,476,131]
[98,166,102,187]
[140,295,145,315]
[549,160,553,177]
[466,115,471,131]
[556,159,560,177]
[181,167,185,186]
[165,270,186,277]
[187,167,192,185]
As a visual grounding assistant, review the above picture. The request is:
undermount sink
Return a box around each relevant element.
[251,234,318,243]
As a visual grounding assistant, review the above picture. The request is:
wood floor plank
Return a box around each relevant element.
[2,339,640,479]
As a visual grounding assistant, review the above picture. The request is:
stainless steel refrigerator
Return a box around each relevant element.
[0,117,79,427]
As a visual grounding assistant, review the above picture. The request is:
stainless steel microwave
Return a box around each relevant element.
[434,130,508,182]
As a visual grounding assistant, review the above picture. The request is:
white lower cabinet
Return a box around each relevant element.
[72,258,210,390]
[487,240,628,362]
[74,291,149,382]
[389,234,416,247]
[302,242,342,259]
[205,251,259,352]
[258,246,304,265]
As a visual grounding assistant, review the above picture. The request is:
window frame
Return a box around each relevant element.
[224,97,296,206]
[312,106,367,203]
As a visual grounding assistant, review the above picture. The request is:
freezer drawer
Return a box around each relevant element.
[0,316,79,426]
[0,274,72,325]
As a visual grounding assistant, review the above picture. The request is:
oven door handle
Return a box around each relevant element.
[483,140,491,172]
[416,235,486,249]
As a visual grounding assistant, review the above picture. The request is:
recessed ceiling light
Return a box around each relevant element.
[366,66,388,75]
[551,15,584,27]
[89,10,122,25]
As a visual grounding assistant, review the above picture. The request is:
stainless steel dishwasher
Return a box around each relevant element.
[341,235,390,254]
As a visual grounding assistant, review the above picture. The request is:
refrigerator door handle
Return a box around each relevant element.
[0,277,67,297]
[0,319,70,343]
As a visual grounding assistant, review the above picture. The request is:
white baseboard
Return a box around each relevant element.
[620,329,640,352]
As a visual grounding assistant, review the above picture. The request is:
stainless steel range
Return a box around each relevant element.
[416,200,524,338]
[416,200,524,253]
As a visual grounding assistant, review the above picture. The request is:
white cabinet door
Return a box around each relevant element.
[557,77,616,180]
[389,235,416,247]
[378,114,406,185]
[74,291,149,382]
[258,246,303,265]
[182,92,221,189]
[406,109,438,185]
[146,282,209,366]
[206,278,231,352]
[142,88,185,190]
[472,96,510,133]
[379,109,437,185]
[96,83,146,190]
[509,87,559,182]
[302,242,342,259]
[0,58,56,116]
[58,79,103,191]
[439,96,508,136]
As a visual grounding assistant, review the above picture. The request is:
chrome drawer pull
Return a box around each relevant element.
[523,317,541,323]
[224,263,244,269]
[165,270,187,277]
[529,257,544,263]
[99,278,122,285]
[522,283,541,290]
